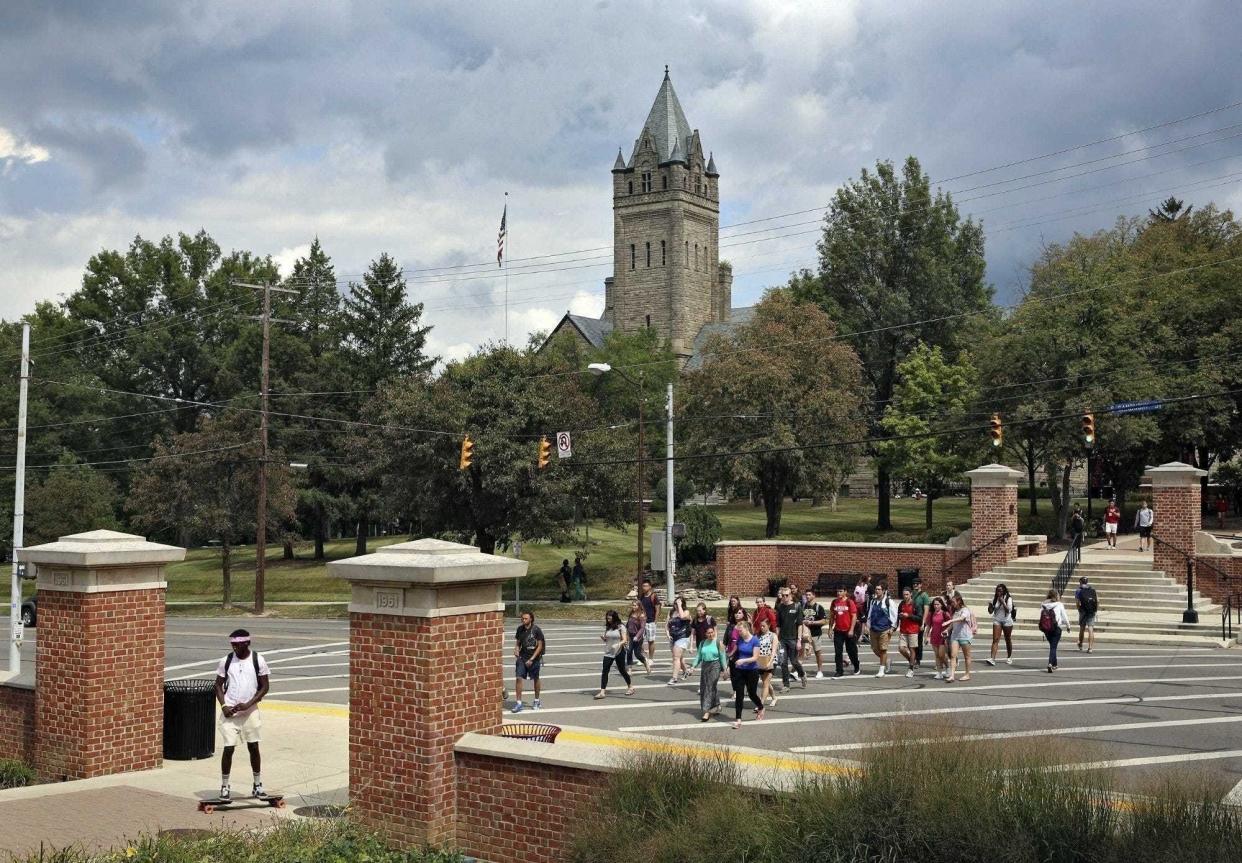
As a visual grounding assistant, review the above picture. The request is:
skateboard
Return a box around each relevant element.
[198,793,285,814]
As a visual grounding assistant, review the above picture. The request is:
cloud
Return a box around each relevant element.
[0,126,49,168]
[3,0,1242,350]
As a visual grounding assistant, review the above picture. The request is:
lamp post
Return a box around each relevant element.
[588,363,648,592]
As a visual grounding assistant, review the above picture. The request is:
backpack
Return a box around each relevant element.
[1038,606,1056,634]
[1081,587,1099,615]
[222,651,261,692]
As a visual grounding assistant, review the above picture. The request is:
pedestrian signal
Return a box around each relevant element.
[1081,412,1095,445]
[537,436,552,469]
[459,435,474,470]
[989,414,1003,447]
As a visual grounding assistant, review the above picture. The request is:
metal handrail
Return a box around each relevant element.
[1224,593,1240,641]
[1052,533,1083,597]
[945,531,1012,579]
[1151,535,1233,625]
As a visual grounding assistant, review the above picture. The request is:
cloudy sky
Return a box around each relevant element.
[2,1,1241,362]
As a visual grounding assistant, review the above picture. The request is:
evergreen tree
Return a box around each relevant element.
[340,253,435,388]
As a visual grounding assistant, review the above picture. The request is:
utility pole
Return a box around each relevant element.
[665,382,675,604]
[9,323,29,675]
[238,281,297,615]
[636,370,645,591]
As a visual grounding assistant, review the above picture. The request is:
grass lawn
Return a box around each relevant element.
[163,496,992,608]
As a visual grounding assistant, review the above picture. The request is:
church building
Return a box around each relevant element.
[544,68,751,364]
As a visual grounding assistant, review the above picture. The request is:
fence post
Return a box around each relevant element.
[1184,559,1199,624]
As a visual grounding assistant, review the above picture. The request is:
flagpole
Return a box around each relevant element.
[504,191,510,346]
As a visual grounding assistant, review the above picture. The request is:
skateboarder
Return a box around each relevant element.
[214,628,270,802]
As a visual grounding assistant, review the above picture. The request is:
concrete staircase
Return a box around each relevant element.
[960,557,1231,646]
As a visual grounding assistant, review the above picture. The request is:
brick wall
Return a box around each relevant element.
[35,587,165,780]
[717,542,953,597]
[1153,485,1199,591]
[1195,555,1242,603]
[0,683,35,763]
[454,751,607,861]
[350,610,503,846]
[970,486,1019,578]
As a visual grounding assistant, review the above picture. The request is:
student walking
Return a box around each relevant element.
[926,596,950,679]
[801,589,829,678]
[666,597,692,685]
[511,612,546,713]
[896,587,921,678]
[755,617,778,706]
[986,583,1015,666]
[1104,500,1121,548]
[1217,494,1230,529]
[557,559,572,602]
[776,587,807,690]
[571,556,588,601]
[595,610,635,699]
[942,595,975,683]
[853,575,871,643]
[752,595,777,635]
[866,583,898,677]
[829,586,861,677]
[691,624,725,720]
[691,603,716,653]
[912,578,931,667]
[625,601,649,672]
[639,579,661,668]
[729,621,766,729]
[1039,590,1072,672]
[1070,504,1086,546]
[214,629,270,801]
[1075,576,1099,653]
[1135,501,1155,551]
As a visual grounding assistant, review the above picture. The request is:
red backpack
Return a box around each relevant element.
[1038,605,1056,634]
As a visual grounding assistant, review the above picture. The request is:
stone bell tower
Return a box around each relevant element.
[603,67,730,358]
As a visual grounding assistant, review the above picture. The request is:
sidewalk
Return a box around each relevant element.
[0,701,346,858]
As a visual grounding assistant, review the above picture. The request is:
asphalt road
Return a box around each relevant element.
[14,617,1242,798]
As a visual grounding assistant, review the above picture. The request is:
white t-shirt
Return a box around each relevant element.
[216,651,271,712]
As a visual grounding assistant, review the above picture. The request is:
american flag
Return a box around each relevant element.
[497,202,507,267]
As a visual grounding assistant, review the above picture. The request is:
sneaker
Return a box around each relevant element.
[1005,658,1013,666]
[1086,648,1092,654]
[905,669,915,678]
[667,678,678,686]
[252,782,265,798]
[985,658,996,667]
[770,696,779,708]
[934,671,944,680]
[510,702,524,714]
[219,785,231,802]
[800,676,807,689]
[1077,645,1083,652]
[832,672,844,679]
[875,667,886,678]
[852,667,863,676]
[532,699,542,710]
[815,671,824,680]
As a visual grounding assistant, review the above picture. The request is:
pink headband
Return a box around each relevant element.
[229,636,251,644]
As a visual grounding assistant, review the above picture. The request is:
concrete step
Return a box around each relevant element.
[961,586,1215,604]
[992,567,1166,579]
[999,560,1160,572]
[960,599,1220,616]
[980,574,1174,588]
[990,620,1230,646]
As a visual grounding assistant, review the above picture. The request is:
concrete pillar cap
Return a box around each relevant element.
[18,529,185,568]
[1146,461,1208,487]
[965,464,1023,488]
[329,537,528,587]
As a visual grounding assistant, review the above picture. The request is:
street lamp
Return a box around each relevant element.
[589,363,650,593]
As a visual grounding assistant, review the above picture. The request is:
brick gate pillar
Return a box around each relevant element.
[966,464,1023,579]
[1148,461,1206,586]
[18,529,184,780]
[329,538,526,847]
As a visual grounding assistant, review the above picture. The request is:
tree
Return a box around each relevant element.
[127,417,296,607]
[790,156,991,530]
[374,344,597,554]
[25,455,120,544]
[879,344,980,528]
[680,291,866,538]
[678,505,721,565]
[339,252,436,553]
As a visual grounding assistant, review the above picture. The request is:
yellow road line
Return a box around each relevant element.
[555,728,850,776]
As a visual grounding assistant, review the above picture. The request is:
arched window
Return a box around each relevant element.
[695,243,699,270]
[630,244,636,270]
[684,240,689,268]
[627,181,633,195]
[645,242,651,268]
[662,174,668,190]
[642,172,652,193]
[661,240,666,266]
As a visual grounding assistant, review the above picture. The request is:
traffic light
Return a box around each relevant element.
[1081,412,1095,445]
[989,413,1003,447]
[537,435,552,469]
[458,435,474,470]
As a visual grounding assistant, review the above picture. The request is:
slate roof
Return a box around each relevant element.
[706,152,718,176]
[683,306,755,370]
[548,313,615,349]
[629,68,694,167]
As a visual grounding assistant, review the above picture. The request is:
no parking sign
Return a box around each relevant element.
[556,431,572,459]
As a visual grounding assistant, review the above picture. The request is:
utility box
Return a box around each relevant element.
[648,529,667,572]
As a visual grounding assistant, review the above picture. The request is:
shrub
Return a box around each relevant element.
[677,505,721,564]
[923,525,961,544]
[0,758,35,789]
[680,563,716,590]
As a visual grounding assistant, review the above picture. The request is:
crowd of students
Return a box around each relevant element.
[510,574,1098,718]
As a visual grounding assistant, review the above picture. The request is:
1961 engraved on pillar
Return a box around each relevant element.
[374,588,403,611]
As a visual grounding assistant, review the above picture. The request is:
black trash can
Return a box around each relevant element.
[163,679,216,760]
[896,568,920,595]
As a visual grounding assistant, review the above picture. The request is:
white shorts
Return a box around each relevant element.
[219,708,262,747]
[1104,522,1118,535]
